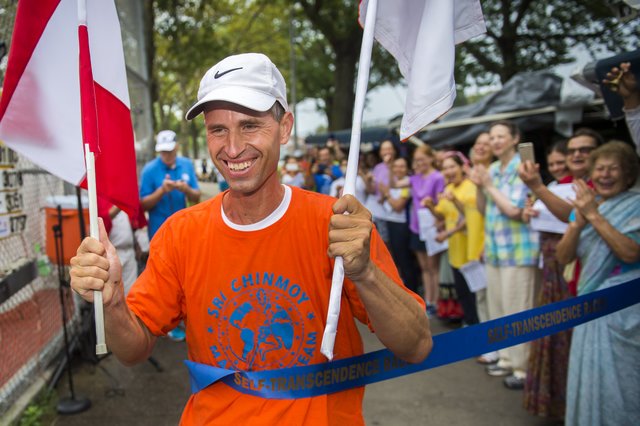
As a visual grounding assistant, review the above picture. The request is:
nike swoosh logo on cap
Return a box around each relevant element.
[214,67,243,79]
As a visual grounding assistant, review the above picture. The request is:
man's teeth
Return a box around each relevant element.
[228,161,252,171]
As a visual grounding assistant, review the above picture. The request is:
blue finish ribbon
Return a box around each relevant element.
[185,276,640,399]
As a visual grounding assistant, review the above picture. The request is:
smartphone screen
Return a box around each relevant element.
[518,142,535,164]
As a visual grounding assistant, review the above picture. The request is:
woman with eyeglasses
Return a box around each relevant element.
[518,128,604,298]
[556,141,640,426]
[518,128,604,224]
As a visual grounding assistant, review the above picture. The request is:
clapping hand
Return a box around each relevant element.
[469,165,491,188]
[521,196,538,223]
[570,179,597,228]
[439,190,455,202]
[421,196,435,209]
[173,179,190,193]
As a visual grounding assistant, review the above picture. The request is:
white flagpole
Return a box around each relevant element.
[84,144,108,355]
[78,0,107,356]
[320,0,379,360]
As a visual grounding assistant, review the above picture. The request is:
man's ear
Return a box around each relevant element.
[279,112,294,146]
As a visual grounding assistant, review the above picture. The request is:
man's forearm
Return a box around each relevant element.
[186,187,201,203]
[104,297,157,366]
[485,186,522,220]
[141,187,165,211]
[353,264,432,364]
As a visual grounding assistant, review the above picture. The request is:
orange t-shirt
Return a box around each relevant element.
[127,186,421,425]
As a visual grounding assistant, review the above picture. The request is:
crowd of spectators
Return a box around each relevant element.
[272,62,639,423]
[148,62,639,424]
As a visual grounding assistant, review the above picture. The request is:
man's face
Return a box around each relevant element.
[317,148,332,166]
[159,149,177,167]
[566,135,597,178]
[204,103,292,195]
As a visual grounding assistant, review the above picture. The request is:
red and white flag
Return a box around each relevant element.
[359,0,486,141]
[0,0,141,219]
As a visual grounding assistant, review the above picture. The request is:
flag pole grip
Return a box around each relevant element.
[85,144,108,355]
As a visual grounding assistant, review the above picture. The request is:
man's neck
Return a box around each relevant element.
[222,179,285,225]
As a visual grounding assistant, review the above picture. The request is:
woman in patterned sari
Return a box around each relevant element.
[522,141,572,419]
[556,141,640,426]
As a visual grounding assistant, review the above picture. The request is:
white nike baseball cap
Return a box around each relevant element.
[185,53,289,120]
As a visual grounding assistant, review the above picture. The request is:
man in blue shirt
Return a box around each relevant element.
[139,130,201,341]
[140,130,201,240]
[312,145,343,194]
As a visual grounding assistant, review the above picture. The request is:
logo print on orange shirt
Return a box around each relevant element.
[208,273,317,371]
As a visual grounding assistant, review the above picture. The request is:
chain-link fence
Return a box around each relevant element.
[0,145,85,417]
[1,0,153,416]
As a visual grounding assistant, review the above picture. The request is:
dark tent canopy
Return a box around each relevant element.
[305,70,613,153]
[418,71,565,149]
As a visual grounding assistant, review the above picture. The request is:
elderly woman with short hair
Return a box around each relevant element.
[556,141,640,426]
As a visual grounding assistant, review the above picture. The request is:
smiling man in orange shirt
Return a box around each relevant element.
[70,53,431,425]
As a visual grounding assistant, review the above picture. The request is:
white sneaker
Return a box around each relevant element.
[476,351,499,364]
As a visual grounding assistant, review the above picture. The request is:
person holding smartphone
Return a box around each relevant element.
[469,120,540,390]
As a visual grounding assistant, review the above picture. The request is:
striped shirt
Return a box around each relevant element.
[484,154,539,267]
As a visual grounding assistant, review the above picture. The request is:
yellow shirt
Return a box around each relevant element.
[456,179,484,261]
[435,179,476,268]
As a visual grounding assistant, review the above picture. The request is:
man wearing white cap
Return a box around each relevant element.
[70,53,430,425]
[139,129,201,241]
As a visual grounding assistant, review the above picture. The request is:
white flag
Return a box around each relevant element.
[359,0,486,140]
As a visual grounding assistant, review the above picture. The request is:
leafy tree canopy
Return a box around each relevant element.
[150,0,639,153]
[460,0,639,86]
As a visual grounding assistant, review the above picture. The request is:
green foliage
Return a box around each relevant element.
[460,0,640,85]
[151,0,403,138]
[14,389,56,426]
[152,0,296,155]
[150,0,638,140]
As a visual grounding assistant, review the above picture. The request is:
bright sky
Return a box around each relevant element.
[294,84,407,138]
